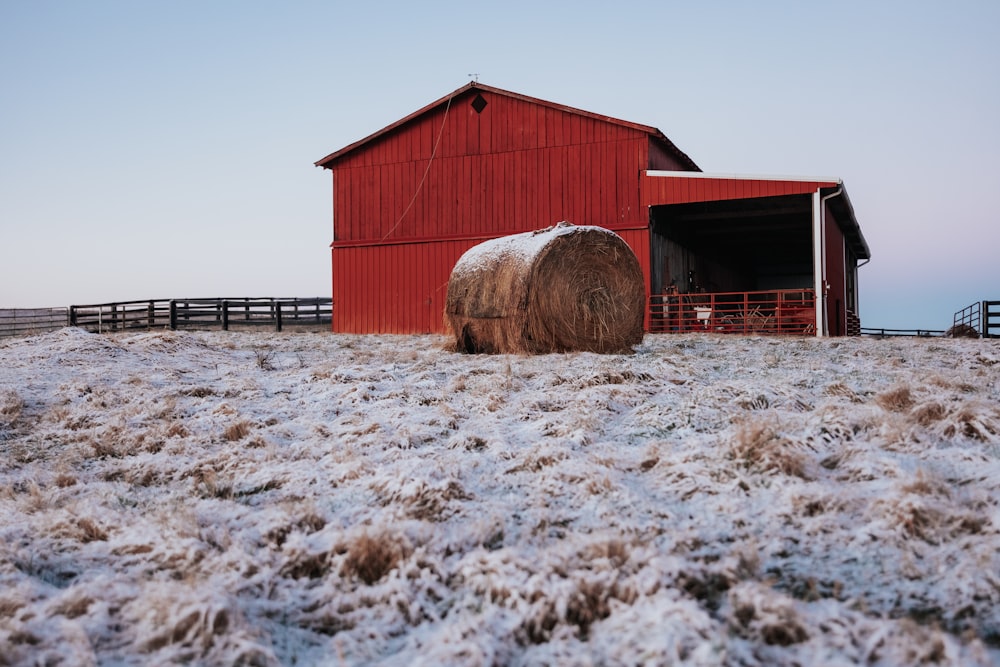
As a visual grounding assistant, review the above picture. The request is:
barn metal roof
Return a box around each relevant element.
[314,82,701,171]
[643,170,870,260]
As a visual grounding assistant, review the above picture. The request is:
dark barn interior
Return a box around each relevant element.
[649,193,814,295]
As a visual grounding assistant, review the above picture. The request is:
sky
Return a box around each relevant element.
[2,1,998,330]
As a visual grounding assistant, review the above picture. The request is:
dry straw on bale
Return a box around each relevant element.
[445,222,645,354]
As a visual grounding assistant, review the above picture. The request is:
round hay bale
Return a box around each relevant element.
[445,222,645,354]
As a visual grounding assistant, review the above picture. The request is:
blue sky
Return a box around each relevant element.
[2,1,998,330]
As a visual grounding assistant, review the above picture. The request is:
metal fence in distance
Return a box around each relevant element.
[860,327,945,338]
[68,298,332,333]
[951,300,1000,339]
[649,288,817,335]
[0,308,69,338]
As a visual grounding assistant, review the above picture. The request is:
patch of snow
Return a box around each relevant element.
[452,221,621,273]
[1,329,998,665]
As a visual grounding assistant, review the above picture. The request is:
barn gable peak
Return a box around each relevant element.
[314,82,699,171]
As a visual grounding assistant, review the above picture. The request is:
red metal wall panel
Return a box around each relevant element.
[332,239,482,334]
[648,141,691,171]
[324,90,715,334]
[331,89,658,248]
[824,204,847,336]
[640,173,837,207]
[614,228,653,331]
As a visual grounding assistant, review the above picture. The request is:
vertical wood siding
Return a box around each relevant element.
[332,90,656,246]
[332,240,481,334]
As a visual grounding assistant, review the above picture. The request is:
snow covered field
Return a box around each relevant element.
[1,328,999,666]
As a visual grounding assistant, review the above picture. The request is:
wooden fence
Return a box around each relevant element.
[0,308,69,338]
[982,300,999,339]
[68,298,332,333]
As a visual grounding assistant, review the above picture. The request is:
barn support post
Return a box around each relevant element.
[820,187,844,337]
[813,186,844,337]
[812,191,824,336]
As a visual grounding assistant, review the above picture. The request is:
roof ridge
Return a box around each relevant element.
[314,82,699,170]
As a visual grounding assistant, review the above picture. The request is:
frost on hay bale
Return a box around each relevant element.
[445,222,645,354]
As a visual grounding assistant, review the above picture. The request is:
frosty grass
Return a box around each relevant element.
[1,328,998,666]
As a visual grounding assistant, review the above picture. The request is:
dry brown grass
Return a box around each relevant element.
[342,530,409,585]
[165,422,189,438]
[730,418,809,478]
[54,472,77,487]
[521,575,625,643]
[728,583,809,646]
[77,517,109,542]
[50,592,94,619]
[222,421,252,442]
[89,437,122,459]
[194,468,233,499]
[254,346,277,370]
[943,405,998,441]
[911,401,948,426]
[373,479,473,521]
[823,382,862,402]
[1,388,23,426]
[876,385,915,412]
[266,511,326,549]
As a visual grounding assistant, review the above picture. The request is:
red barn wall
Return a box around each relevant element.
[332,90,656,246]
[648,142,694,171]
[641,172,834,207]
[328,88,677,334]
[824,204,847,336]
[332,239,479,334]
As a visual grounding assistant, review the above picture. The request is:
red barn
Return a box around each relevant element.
[315,82,870,337]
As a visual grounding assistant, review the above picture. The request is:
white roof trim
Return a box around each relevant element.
[646,170,843,185]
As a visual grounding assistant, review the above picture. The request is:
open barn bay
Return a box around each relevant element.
[1,329,998,666]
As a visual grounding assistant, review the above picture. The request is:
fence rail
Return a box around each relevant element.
[951,300,1000,338]
[0,308,69,338]
[860,327,945,338]
[952,302,982,337]
[649,288,817,336]
[984,300,1000,339]
[68,298,332,333]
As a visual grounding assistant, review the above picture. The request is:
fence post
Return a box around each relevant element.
[275,302,283,332]
[222,300,230,331]
[169,301,177,330]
